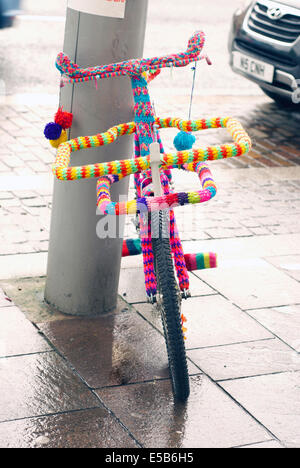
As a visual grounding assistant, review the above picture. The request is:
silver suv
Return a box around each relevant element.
[229,0,300,105]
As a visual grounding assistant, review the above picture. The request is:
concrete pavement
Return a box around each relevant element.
[1,91,300,447]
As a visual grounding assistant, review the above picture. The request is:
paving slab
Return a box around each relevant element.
[265,255,300,282]
[247,305,300,352]
[0,288,13,307]
[0,277,76,323]
[182,234,300,262]
[221,372,300,448]
[0,252,48,280]
[0,351,99,423]
[135,295,272,350]
[96,375,270,448]
[38,308,199,389]
[0,174,53,192]
[187,338,300,381]
[118,268,215,304]
[0,306,51,357]
[4,234,299,281]
[195,258,300,310]
[0,408,138,448]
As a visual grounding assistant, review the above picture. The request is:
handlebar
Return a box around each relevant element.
[53,118,251,181]
[96,161,217,215]
[52,117,251,214]
[56,31,208,84]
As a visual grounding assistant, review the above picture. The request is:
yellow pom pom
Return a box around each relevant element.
[50,129,68,148]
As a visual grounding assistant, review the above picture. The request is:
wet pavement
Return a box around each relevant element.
[1,91,300,447]
[1,273,299,448]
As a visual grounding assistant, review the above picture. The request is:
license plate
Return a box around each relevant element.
[232,51,274,84]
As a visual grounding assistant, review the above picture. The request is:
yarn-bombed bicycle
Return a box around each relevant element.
[45,31,251,401]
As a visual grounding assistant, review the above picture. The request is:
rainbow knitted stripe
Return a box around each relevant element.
[52,117,251,182]
[56,31,206,84]
[122,238,142,257]
[184,253,217,271]
[121,239,217,271]
[96,162,216,215]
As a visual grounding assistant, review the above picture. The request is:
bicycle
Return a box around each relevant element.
[46,31,252,401]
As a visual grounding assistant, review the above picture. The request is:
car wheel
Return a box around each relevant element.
[260,87,300,108]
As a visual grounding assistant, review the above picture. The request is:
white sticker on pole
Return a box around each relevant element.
[68,0,126,18]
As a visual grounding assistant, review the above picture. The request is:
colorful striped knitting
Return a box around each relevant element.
[170,208,190,292]
[52,30,252,308]
[122,238,142,257]
[56,31,207,85]
[122,239,217,272]
[184,253,217,270]
[96,161,217,215]
[53,117,251,187]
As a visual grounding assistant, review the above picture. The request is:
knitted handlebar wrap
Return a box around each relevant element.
[96,162,216,215]
[52,117,251,214]
[53,117,251,179]
[56,31,206,84]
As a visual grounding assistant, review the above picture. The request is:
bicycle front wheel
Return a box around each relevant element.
[151,210,190,401]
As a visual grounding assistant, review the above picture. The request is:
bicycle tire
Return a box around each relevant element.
[151,210,190,401]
